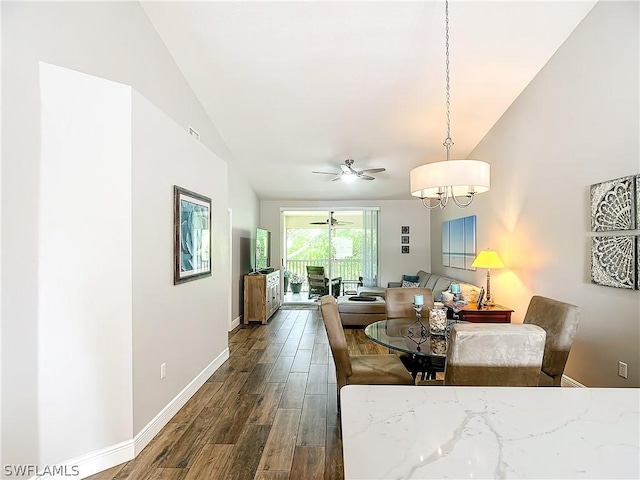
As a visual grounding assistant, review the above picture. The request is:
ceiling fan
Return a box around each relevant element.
[312,159,386,181]
[309,212,353,226]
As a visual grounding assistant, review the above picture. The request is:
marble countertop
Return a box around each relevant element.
[341,385,639,479]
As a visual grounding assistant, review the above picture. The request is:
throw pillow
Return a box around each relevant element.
[401,280,419,288]
[402,274,420,283]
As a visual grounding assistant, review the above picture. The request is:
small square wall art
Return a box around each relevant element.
[590,175,636,231]
[591,235,635,289]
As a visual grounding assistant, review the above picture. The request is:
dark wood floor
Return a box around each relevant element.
[88,307,387,480]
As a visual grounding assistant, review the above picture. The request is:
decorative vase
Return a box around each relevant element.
[284,277,289,293]
[290,283,302,294]
[429,307,447,335]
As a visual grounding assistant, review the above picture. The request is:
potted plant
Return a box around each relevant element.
[289,273,303,294]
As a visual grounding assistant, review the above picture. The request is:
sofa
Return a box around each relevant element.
[357,270,482,305]
[338,270,482,328]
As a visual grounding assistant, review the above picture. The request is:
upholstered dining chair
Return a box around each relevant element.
[444,323,546,387]
[319,296,414,403]
[385,287,436,379]
[385,287,434,318]
[523,295,581,386]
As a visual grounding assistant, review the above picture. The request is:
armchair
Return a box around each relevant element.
[306,266,341,299]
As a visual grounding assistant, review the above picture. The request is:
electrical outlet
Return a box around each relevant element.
[161,363,167,379]
[618,361,628,379]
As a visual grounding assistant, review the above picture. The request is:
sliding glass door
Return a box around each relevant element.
[282,209,379,301]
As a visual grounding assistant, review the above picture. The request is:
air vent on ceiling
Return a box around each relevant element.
[188,125,200,141]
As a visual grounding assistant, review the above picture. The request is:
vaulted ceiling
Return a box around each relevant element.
[141,1,596,201]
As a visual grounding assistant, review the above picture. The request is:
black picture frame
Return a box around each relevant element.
[401,235,410,244]
[174,185,212,285]
[476,287,485,310]
[401,226,410,234]
[401,245,410,254]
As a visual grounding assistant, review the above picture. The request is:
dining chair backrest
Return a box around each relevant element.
[523,295,580,386]
[385,287,434,319]
[444,323,546,387]
[320,295,353,385]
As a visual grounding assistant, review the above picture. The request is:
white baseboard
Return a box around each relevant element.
[229,316,241,331]
[133,347,230,454]
[36,348,230,480]
[28,439,134,480]
[562,374,586,388]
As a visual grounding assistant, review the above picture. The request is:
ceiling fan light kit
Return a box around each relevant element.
[313,158,385,182]
[410,0,491,210]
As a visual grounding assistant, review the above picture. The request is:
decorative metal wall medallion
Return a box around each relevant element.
[591,236,635,289]
[590,176,636,231]
[637,235,640,290]
[636,175,640,229]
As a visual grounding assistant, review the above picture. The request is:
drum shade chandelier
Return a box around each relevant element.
[410,0,491,209]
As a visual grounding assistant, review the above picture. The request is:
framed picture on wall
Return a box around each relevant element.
[442,215,476,271]
[174,185,212,285]
[401,226,410,234]
[401,235,410,244]
[442,221,450,267]
[402,245,410,254]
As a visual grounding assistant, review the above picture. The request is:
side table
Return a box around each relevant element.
[452,303,513,323]
[341,279,360,296]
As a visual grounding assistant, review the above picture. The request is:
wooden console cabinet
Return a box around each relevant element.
[244,270,281,324]
[454,304,513,323]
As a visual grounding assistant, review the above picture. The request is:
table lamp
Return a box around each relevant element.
[471,250,504,306]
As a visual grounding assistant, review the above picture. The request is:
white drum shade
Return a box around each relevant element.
[410,160,491,199]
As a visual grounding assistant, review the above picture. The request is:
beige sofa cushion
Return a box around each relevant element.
[356,286,387,298]
[432,277,453,299]
[424,275,439,291]
[458,282,480,303]
[417,270,432,287]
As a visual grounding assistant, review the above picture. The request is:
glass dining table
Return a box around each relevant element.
[364,318,461,380]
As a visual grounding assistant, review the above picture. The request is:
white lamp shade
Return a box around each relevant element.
[410,160,491,199]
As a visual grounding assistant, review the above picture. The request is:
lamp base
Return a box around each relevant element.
[483,292,495,307]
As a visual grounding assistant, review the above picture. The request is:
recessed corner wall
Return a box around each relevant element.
[39,62,134,465]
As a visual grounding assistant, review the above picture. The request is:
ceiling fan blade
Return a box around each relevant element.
[312,171,339,175]
[310,221,328,225]
[358,168,386,174]
[331,176,342,182]
[359,175,375,180]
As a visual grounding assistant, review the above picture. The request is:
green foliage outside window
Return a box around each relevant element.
[286,228,364,260]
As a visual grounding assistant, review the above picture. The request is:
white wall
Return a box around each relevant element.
[229,165,260,325]
[2,0,244,470]
[260,200,430,287]
[38,64,134,465]
[430,1,639,387]
[131,92,229,433]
